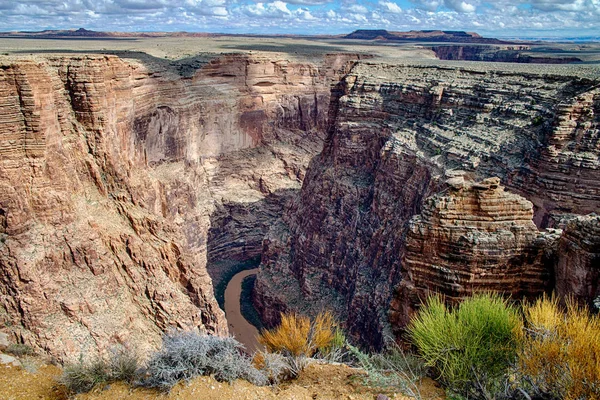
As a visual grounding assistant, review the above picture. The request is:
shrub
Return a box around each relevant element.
[61,358,110,394]
[60,345,140,394]
[138,331,266,391]
[517,296,600,400]
[252,351,291,384]
[258,311,338,377]
[6,343,35,356]
[316,326,347,363]
[348,342,425,399]
[532,115,544,126]
[106,345,140,383]
[408,293,522,399]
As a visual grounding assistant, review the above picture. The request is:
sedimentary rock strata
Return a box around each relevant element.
[255,61,600,348]
[389,176,558,328]
[0,53,358,361]
[555,214,600,308]
[0,50,597,357]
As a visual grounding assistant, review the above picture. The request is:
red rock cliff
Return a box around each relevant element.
[390,176,558,328]
[0,53,357,361]
[254,61,599,348]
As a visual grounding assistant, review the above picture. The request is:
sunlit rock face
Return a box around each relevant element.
[0,53,359,361]
[390,176,558,330]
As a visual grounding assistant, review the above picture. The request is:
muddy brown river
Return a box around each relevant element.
[224,268,261,353]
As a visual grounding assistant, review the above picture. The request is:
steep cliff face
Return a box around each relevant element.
[0,53,357,361]
[555,214,600,308]
[255,61,600,348]
[431,45,582,64]
[389,177,558,329]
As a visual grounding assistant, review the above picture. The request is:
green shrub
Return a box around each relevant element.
[138,331,266,391]
[408,293,522,399]
[60,345,140,393]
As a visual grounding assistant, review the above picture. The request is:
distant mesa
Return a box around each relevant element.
[0,28,217,38]
[1,27,502,43]
[344,29,505,44]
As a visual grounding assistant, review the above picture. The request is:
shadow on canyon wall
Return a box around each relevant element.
[206,188,299,310]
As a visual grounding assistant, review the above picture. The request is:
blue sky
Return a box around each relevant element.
[0,0,598,38]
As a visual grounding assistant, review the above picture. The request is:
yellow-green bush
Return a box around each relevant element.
[408,293,522,399]
[258,311,339,376]
[518,296,600,400]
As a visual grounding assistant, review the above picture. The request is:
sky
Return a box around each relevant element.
[0,0,598,38]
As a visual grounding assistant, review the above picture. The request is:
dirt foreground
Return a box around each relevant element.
[0,361,445,400]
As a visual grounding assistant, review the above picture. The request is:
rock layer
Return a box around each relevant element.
[390,177,557,328]
[0,53,358,361]
[555,214,600,309]
[255,61,600,348]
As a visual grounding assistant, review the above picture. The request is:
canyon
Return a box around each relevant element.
[253,60,600,348]
[0,36,598,359]
[0,49,359,361]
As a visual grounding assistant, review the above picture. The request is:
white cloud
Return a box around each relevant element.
[412,0,477,12]
[528,0,600,12]
[241,1,292,17]
[379,0,403,13]
[347,4,368,13]
[284,0,335,4]
[0,0,597,37]
[297,8,316,19]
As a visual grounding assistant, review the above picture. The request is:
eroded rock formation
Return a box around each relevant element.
[1,51,597,357]
[255,61,599,348]
[0,52,358,361]
[555,214,600,308]
[390,176,558,328]
[431,45,582,64]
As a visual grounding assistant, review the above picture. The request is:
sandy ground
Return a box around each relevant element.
[224,268,261,353]
[0,362,446,400]
[0,35,435,63]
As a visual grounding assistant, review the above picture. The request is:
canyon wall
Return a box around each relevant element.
[255,61,600,348]
[1,51,597,358]
[431,45,582,64]
[0,53,357,361]
[389,176,559,329]
[555,214,600,308]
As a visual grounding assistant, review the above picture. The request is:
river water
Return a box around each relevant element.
[224,268,261,353]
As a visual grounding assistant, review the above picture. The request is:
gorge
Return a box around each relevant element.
[0,38,598,360]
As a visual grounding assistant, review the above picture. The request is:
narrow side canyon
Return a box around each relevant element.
[254,62,600,348]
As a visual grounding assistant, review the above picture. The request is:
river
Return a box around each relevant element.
[224,268,261,353]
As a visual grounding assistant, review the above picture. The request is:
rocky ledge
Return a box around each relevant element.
[390,176,558,328]
[254,61,599,349]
